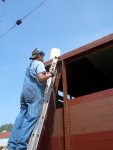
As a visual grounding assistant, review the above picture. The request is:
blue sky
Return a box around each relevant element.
[0,0,113,125]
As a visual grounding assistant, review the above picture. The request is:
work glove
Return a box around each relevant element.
[50,70,56,77]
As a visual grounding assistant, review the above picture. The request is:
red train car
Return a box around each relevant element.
[37,33,113,150]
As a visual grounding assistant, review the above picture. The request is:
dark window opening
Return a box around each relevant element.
[66,45,113,98]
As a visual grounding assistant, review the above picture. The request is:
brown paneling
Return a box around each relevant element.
[51,137,64,150]
[51,89,113,149]
[68,88,113,106]
[51,108,64,150]
[71,130,113,150]
[52,108,64,137]
[70,95,113,134]
[51,130,113,150]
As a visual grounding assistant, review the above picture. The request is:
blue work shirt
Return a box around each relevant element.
[28,60,46,94]
[20,60,47,106]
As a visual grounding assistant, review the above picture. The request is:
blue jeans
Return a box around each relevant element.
[8,84,44,150]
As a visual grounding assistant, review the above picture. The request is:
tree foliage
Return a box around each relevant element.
[0,123,13,132]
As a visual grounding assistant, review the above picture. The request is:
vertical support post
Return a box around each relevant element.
[62,60,71,150]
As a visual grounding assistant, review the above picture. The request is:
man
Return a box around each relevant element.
[8,48,54,150]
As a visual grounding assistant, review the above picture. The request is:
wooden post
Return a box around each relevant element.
[62,60,71,150]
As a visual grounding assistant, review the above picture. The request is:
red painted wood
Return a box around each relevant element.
[50,88,113,150]
[70,130,113,150]
[69,92,113,134]
[51,137,64,150]
[62,60,71,150]
[51,130,113,150]
[68,88,113,106]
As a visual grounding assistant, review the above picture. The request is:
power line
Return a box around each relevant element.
[0,25,16,39]
[22,0,47,20]
[0,0,47,40]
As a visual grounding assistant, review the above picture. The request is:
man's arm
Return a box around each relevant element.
[37,72,52,82]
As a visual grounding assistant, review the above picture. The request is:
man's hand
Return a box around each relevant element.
[50,70,56,77]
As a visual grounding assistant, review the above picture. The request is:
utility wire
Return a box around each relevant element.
[22,0,47,20]
[0,25,16,39]
[0,0,47,40]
